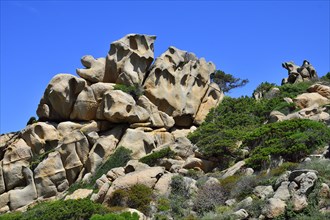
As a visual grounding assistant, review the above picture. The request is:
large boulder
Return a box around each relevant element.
[144,46,218,126]
[262,198,286,218]
[117,128,156,159]
[85,125,126,174]
[308,84,330,99]
[105,34,156,86]
[33,151,69,199]
[21,122,59,155]
[8,167,37,210]
[294,92,330,108]
[57,130,90,185]
[137,95,175,129]
[97,90,149,123]
[76,55,106,83]
[37,74,87,120]
[2,138,32,190]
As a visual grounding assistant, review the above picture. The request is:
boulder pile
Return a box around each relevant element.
[0,34,224,212]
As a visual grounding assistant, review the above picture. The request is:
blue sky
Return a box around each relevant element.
[1,1,329,134]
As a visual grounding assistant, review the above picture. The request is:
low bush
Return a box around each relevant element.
[193,183,226,215]
[113,84,143,100]
[109,184,153,216]
[90,212,139,220]
[169,175,192,218]
[0,199,110,220]
[139,147,175,166]
[244,119,330,170]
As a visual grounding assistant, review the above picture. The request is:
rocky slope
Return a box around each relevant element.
[1,34,330,220]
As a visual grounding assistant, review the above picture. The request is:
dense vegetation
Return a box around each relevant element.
[189,81,330,170]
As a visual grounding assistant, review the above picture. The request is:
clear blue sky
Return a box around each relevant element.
[1,1,329,134]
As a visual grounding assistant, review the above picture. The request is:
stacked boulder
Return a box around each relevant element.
[282,60,318,85]
[0,34,224,212]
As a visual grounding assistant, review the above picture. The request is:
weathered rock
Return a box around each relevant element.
[262,198,286,218]
[319,183,330,198]
[0,192,9,209]
[194,82,224,125]
[273,181,290,201]
[76,55,106,83]
[236,196,253,208]
[225,199,237,206]
[282,60,318,85]
[117,128,155,159]
[65,189,93,200]
[0,164,6,194]
[292,194,308,211]
[57,130,90,185]
[269,111,286,123]
[37,74,87,120]
[85,126,125,174]
[183,157,215,172]
[234,209,249,219]
[253,185,274,200]
[144,46,218,126]
[34,151,69,199]
[91,181,110,203]
[220,161,246,179]
[21,122,59,155]
[105,34,156,86]
[8,167,37,210]
[122,208,148,220]
[2,138,32,190]
[70,86,98,120]
[97,90,149,123]
[124,160,150,173]
[308,84,330,99]
[294,171,318,194]
[154,173,174,195]
[106,167,125,181]
[294,93,329,109]
[137,95,175,129]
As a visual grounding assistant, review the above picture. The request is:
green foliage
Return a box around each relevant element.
[320,72,330,83]
[68,147,132,193]
[278,81,313,98]
[90,212,139,220]
[253,81,277,95]
[139,147,175,166]
[26,116,37,125]
[157,197,171,212]
[109,184,153,215]
[244,119,330,170]
[169,175,191,218]
[211,70,249,93]
[113,84,143,100]
[0,199,109,220]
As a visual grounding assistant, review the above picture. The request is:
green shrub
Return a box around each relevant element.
[279,81,313,98]
[244,119,330,170]
[109,184,153,216]
[113,84,143,100]
[68,147,131,194]
[253,81,277,96]
[139,147,175,166]
[0,199,110,220]
[157,197,171,212]
[90,212,139,220]
[169,175,192,218]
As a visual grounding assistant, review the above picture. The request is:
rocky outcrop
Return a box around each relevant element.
[282,60,318,85]
[105,34,156,86]
[1,34,223,212]
[144,46,223,126]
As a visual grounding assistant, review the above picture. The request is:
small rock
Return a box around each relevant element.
[234,209,249,219]
[65,189,93,200]
[262,198,286,218]
[292,194,308,211]
[225,198,237,206]
[253,185,274,200]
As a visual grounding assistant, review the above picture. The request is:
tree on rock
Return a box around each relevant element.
[211,70,249,93]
